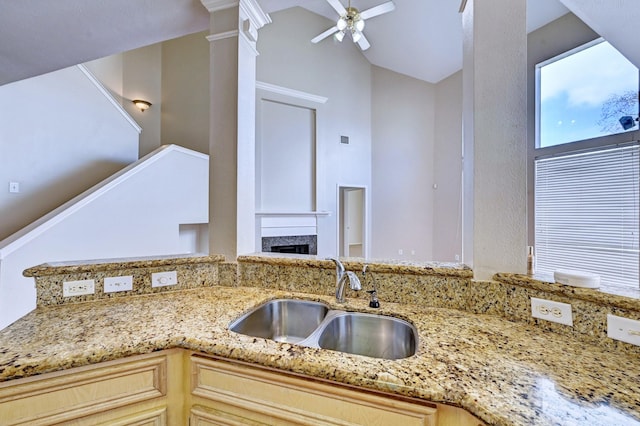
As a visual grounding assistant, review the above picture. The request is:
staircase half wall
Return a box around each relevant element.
[0,144,208,329]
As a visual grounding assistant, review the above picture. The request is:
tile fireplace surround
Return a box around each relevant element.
[261,235,317,255]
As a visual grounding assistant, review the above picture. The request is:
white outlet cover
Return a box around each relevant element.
[607,314,640,346]
[63,279,95,297]
[531,297,573,326]
[152,271,177,287]
[104,275,133,293]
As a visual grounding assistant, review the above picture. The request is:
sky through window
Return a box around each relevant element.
[538,41,639,148]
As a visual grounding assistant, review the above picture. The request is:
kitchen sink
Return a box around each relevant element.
[229,299,418,359]
[228,299,329,343]
[317,312,417,360]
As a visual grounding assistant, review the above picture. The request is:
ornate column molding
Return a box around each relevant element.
[199,0,270,259]
[200,0,271,42]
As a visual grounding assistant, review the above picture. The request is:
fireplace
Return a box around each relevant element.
[262,235,317,255]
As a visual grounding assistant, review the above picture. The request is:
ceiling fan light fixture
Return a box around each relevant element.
[311,0,395,50]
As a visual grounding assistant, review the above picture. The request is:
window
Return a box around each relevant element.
[534,40,640,289]
[538,40,639,148]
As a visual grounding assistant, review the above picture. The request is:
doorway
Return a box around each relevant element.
[337,185,368,258]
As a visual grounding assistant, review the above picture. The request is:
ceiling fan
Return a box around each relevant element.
[311,0,395,51]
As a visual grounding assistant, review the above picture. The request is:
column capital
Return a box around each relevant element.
[200,0,271,29]
[200,0,236,13]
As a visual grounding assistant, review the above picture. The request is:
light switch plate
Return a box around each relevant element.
[607,314,640,346]
[531,297,573,326]
[151,271,177,287]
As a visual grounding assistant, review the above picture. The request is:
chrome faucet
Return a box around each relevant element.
[327,258,361,303]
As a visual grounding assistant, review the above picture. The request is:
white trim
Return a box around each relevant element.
[0,145,208,258]
[239,0,271,29]
[335,184,370,259]
[200,0,238,13]
[239,30,260,57]
[206,30,240,43]
[256,211,331,217]
[77,64,141,134]
[256,81,328,104]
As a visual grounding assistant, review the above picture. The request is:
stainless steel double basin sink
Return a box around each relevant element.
[229,299,418,360]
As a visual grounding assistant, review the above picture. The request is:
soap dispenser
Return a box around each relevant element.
[527,246,535,275]
[363,264,380,308]
[367,289,380,308]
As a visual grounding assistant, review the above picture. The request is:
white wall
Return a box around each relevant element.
[259,100,315,211]
[84,53,124,100]
[371,66,436,261]
[433,71,463,262]
[0,65,139,242]
[0,145,208,329]
[256,7,372,257]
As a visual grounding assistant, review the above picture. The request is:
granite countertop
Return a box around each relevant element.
[0,286,639,426]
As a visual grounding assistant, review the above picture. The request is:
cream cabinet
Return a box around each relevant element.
[0,349,485,426]
[0,349,184,426]
[188,354,485,426]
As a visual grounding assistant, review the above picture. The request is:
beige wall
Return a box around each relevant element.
[371,66,436,261]
[124,44,162,157]
[160,31,210,155]
[86,47,163,158]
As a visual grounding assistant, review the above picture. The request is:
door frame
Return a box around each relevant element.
[336,184,369,259]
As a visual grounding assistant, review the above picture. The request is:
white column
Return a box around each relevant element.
[200,0,270,261]
[461,0,528,279]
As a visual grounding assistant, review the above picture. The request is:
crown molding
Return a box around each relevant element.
[256,81,328,105]
[200,0,271,30]
[239,0,271,29]
[206,30,239,42]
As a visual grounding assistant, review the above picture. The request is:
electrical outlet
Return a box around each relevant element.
[607,314,640,346]
[63,279,95,297]
[104,275,133,293]
[151,271,177,288]
[531,297,573,326]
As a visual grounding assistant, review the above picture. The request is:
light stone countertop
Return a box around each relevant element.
[0,286,639,426]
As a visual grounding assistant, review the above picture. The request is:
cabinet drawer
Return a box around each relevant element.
[0,353,167,425]
[191,355,437,426]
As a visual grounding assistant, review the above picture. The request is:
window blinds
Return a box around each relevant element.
[535,144,640,289]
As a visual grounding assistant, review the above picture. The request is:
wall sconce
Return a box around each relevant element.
[132,99,152,112]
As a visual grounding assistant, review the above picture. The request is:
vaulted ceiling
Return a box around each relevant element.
[2,0,636,88]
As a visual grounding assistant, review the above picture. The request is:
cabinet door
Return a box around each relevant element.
[190,355,437,426]
[0,351,177,426]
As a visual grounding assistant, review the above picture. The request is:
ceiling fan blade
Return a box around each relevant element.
[326,0,347,16]
[359,1,395,20]
[311,26,339,44]
[356,32,370,51]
